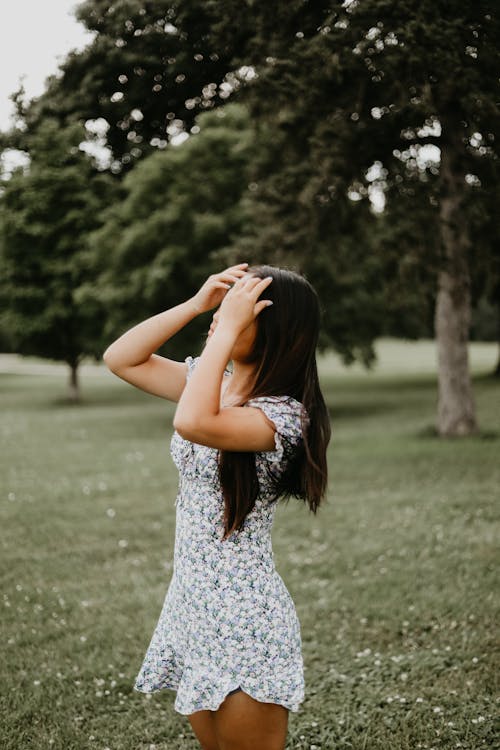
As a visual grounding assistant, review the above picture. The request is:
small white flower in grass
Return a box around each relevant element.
[80,635,87,642]
[118,539,128,548]
[98,481,108,491]
[374,659,381,666]
[106,508,116,518]
[386,696,393,703]
[472,657,478,663]
[8,492,16,501]
[33,680,40,686]
[433,706,442,713]
[311,721,318,727]
[95,690,103,697]
[447,722,454,727]
[82,485,91,495]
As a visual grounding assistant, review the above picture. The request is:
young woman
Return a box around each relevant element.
[103,263,331,750]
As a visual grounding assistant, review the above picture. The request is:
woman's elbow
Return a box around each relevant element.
[173,413,190,436]
[102,348,125,374]
[173,414,203,441]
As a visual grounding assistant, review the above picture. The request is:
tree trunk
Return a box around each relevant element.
[494,298,500,377]
[434,135,478,436]
[68,360,80,402]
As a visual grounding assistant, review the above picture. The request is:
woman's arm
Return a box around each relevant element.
[173,274,278,450]
[102,263,249,402]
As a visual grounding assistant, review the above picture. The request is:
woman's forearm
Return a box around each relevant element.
[102,299,199,370]
[174,325,236,428]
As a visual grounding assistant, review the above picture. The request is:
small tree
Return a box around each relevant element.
[0,119,118,400]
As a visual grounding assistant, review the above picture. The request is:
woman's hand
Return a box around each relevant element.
[189,263,249,314]
[217,273,273,336]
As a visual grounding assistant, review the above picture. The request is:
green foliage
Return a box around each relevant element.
[88,103,256,358]
[2,0,498,369]
[211,0,500,349]
[0,119,118,366]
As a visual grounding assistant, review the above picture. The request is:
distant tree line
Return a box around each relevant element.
[0,0,498,434]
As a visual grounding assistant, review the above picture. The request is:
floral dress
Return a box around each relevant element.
[133,355,309,715]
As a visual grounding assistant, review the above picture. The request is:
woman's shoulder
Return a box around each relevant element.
[246,393,308,418]
[245,394,309,449]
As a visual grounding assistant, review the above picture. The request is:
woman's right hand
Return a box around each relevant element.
[189,263,249,314]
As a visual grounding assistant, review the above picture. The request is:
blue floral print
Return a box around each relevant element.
[133,355,309,715]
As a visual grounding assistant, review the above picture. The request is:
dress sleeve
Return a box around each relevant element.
[245,395,308,468]
[184,355,200,381]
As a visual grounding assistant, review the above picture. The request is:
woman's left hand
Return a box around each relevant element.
[217,274,273,335]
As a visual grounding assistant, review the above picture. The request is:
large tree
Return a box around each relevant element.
[207,0,499,435]
[0,119,117,400]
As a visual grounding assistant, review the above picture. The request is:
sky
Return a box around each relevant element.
[0,0,93,132]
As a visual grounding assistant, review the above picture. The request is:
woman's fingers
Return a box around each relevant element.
[248,275,273,297]
[254,299,273,315]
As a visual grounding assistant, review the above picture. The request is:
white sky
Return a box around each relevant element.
[0,0,94,132]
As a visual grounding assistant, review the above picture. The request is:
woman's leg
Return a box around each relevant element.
[212,690,288,750]
[188,710,220,750]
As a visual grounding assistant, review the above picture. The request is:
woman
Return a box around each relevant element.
[103,262,331,750]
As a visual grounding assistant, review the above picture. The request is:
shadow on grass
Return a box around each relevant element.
[417,424,499,441]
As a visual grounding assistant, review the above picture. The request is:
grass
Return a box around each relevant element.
[0,340,498,750]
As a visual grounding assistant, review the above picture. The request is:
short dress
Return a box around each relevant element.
[133,355,309,715]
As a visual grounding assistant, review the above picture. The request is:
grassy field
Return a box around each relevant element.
[1,340,498,750]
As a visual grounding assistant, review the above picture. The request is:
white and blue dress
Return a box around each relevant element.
[133,355,308,715]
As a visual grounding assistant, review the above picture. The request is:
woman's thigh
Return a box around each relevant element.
[188,710,219,750]
[212,690,288,750]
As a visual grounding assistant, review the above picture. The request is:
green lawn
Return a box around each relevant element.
[1,341,498,750]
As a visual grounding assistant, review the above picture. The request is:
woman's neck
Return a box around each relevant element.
[223,359,257,405]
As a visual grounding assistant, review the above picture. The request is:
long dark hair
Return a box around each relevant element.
[216,265,331,541]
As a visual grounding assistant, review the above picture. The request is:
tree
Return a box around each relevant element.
[85,103,257,359]
[0,119,118,400]
[206,0,500,435]
[4,0,249,170]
